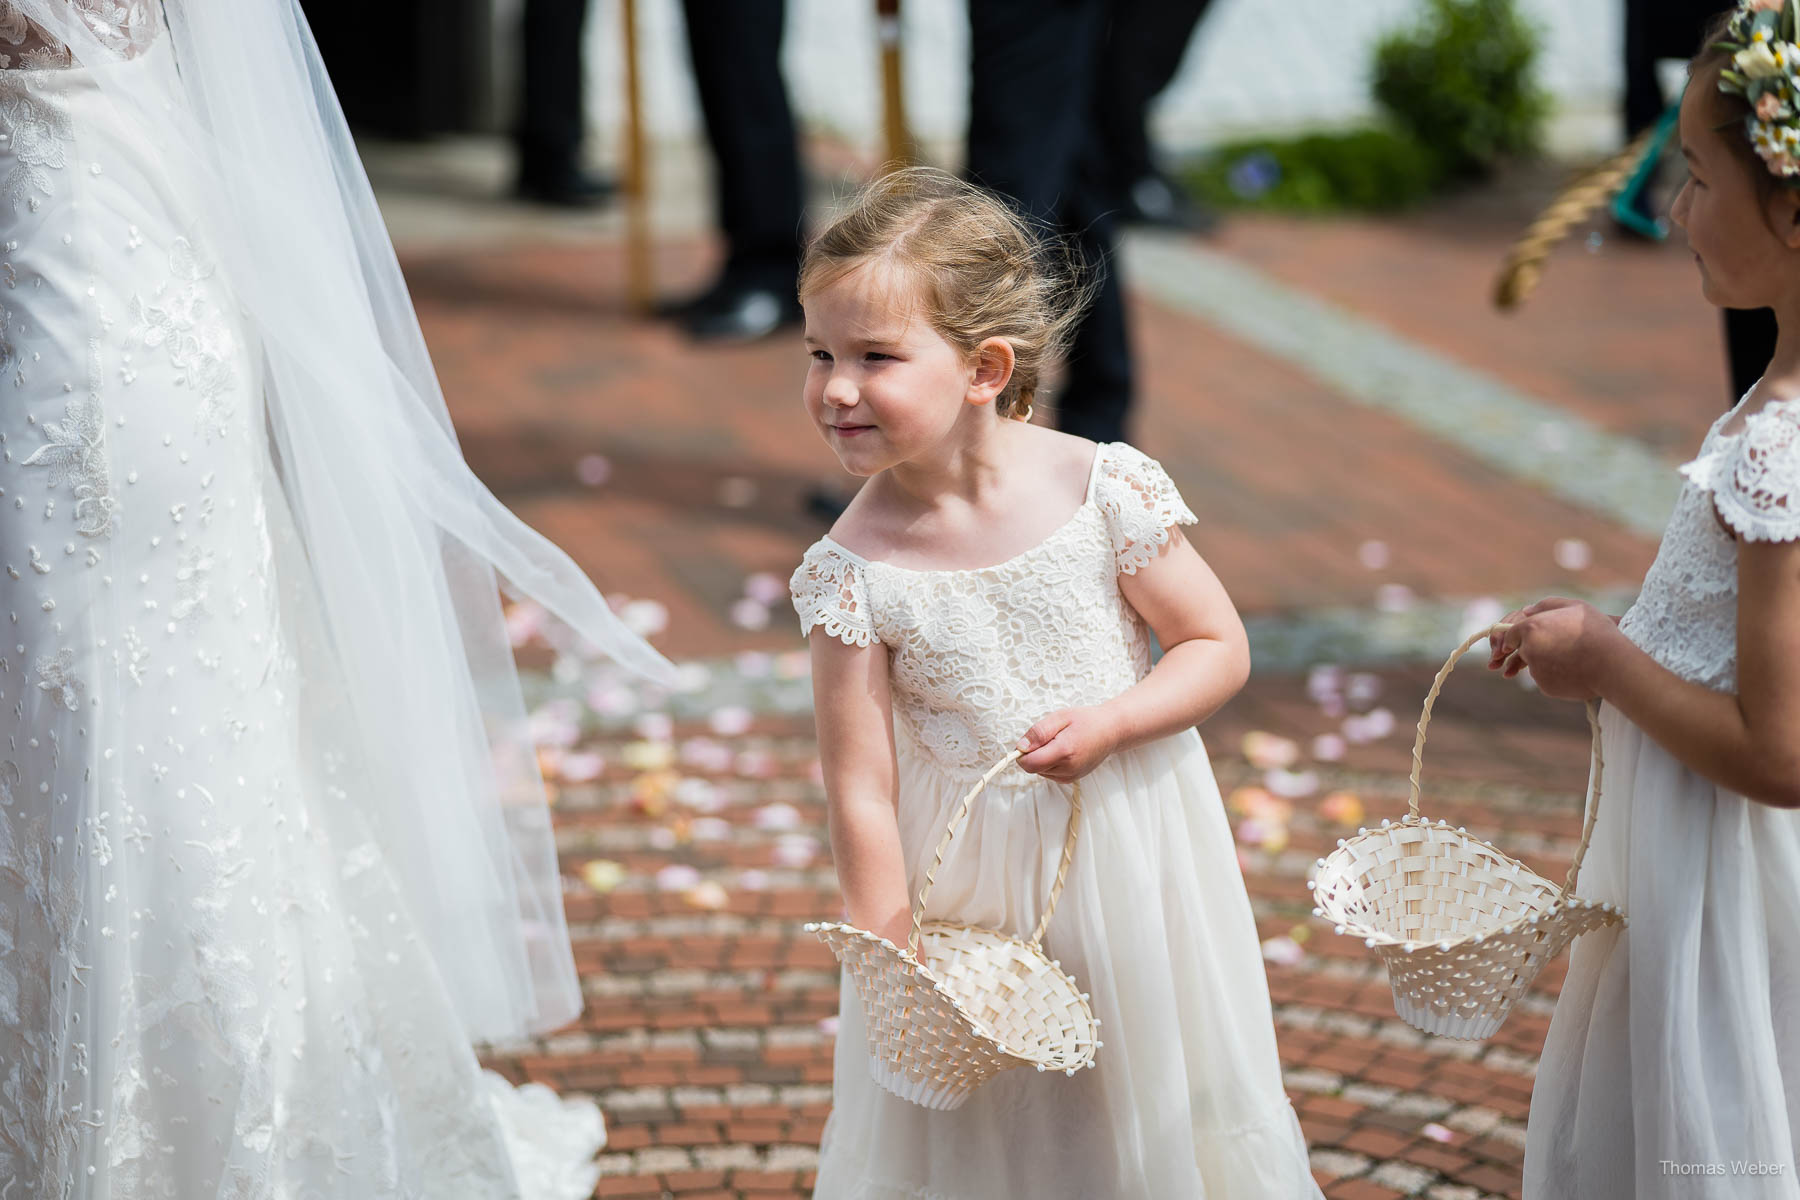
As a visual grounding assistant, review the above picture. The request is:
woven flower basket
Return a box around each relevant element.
[1309,626,1626,1040]
[807,750,1100,1110]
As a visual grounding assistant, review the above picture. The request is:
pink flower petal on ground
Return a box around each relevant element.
[674,777,726,813]
[1319,791,1365,826]
[773,834,821,868]
[737,869,772,892]
[1263,768,1319,800]
[1361,708,1396,739]
[1357,540,1390,570]
[1260,936,1305,966]
[744,572,789,606]
[586,682,639,719]
[1374,583,1415,614]
[1241,731,1300,770]
[1423,1123,1455,1144]
[580,859,626,894]
[729,598,771,631]
[1227,786,1276,817]
[633,712,675,741]
[754,802,803,831]
[654,864,701,892]
[1236,817,1274,846]
[718,476,759,508]
[619,598,669,638]
[1553,537,1592,571]
[685,880,729,911]
[557,751,606,783]
[621,740,675,772]
[709,706,754,737]
[735,651,774,678]
[1346,673,1382,706]
[505,601,546,648]
[735,749,778,778]
[575,454,612,487]
[689,817,732,842]
[648,826,679,851]
[817,1016,840,1037]
[1310,734,1347,762]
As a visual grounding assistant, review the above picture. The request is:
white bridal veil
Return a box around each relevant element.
[10,0,675,1041]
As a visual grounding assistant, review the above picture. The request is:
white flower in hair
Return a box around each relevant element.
[1739,40,1783,77]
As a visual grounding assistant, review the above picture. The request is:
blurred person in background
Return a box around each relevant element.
[1096,0,1219,233]
[516,0,614,206]
[665,0,806,342]
[1623,0,1775,397]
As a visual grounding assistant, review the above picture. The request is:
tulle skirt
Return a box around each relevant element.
[812,729,1322,1199]
[1524,703,1800,1197]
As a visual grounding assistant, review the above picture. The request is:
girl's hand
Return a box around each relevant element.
[1488,598,1623,701]
[1015,707,1120,782]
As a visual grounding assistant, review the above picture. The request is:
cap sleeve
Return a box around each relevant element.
[789,541,878,647]
[1093,442,1198,575]
[1682,398,1800,543]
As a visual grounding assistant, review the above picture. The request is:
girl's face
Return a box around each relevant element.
[801,262,1006,477]
[1671,78,1800,310]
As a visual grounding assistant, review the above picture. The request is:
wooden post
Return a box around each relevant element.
[876,0,911,170]
[622,0,653,312]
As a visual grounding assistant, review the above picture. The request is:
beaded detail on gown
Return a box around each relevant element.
[0,20,603,1200]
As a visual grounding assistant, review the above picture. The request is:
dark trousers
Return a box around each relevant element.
[680,0,805,293]
[1093,0,1213,196]
[516,0,590,182]
[968,0,1132,443]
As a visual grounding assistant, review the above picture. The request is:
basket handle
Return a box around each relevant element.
[908,749,1083,957]
[1407,623,1605,900]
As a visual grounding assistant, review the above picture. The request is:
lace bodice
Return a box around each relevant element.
[791,442,1197,780]
[0,1,161,68]
[1619,396,1800,691]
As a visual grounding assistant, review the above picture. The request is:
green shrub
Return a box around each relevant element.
[1372,0,1548,178]
[1184,127,1444,214]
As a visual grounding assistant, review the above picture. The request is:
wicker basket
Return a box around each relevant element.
[807,750,1100,1110]
[1309,626,1626,1040]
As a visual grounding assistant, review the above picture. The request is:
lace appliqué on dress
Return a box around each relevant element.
[1683,397,1800,543]
[1093,441,1199,574]
[0,68,67,209]
[130,236,240,442]
[24,392,115,537]
[790,546,877,648]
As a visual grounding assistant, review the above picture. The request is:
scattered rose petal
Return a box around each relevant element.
[1236,817,1276,847]
[575,454,612,487]
[1423,1123,1455,1144]
[654,864,701,892]
[1241,731,1300,770]
[1287,923,1312,944]
[1310,733,1347,762]
[586,683,639,719]
[1227,786,1277,817]
[619,598,669,638]
[1306,665,1343,700]
[685,880,730,910]
[1263,768,1319,800]
[744,572,789,606]
[1357,540,1390,570]
[1361,707,1396,738]
[689,817,732,842]
[1261,936,1305,966]
[648,825,678,850]
[505,601,546,648]
[774,651,811,680]
[1554,537,1593,571]
[729,598,771,631]
[557,751,606,783]
[709,706,754,737]
[737,869,772,892]
[735,651,774,678]
[754,802,803,831]
[674,777,725,813]
[1346,673,1382,706]
[773,833,821,868]
[734,749,779,778]
[581,859,626,894]
[1375,583,1415,614]
[680,737,736,773]
[1319,790,1365,826]
[621,740,675,772]
[718,476,759,508]
[631,715,674,745]
[817,1015,840,1036]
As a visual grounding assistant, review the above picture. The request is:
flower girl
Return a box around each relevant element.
[790,167,1321,1198]
[1494,4,1800,1194]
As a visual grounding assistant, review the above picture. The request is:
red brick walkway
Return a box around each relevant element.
[425,178,1714,1198]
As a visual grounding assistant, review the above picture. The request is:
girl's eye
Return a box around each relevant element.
[809,349,832,362]
[865,352,893,362]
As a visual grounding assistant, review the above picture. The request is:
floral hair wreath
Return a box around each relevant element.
[1717,0,1800,181]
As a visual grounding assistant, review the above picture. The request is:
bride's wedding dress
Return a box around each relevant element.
[0,3,654,1196]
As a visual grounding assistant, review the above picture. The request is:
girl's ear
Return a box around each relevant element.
[966,337,1015,407]
[1777,186,1800,251]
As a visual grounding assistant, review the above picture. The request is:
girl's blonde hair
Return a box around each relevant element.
[798,166,1090,419]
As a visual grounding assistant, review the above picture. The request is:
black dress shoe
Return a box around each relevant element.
[681,285,803,343]
[515,167,617,209]
[1123,171,1219,235]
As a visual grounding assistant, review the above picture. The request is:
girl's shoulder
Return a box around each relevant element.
[1088,440,1199,573]
[1683,392,1800,545]
[790,536,877,648]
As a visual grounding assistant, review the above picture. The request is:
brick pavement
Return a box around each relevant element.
[415,173,1710,1197]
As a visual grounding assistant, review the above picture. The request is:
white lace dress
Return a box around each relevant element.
[791,442,1322,1199]
[0,9,603,1198]
[1523,395,1800,1198]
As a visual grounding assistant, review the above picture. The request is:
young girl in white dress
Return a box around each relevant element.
[789,168,1321,1198]
[1495,4,1800,1194]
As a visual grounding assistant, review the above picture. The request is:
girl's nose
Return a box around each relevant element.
[823,374,857,408]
